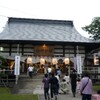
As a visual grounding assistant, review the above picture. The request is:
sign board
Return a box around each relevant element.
[34,46,54,56]
[14,56,20,75]
[76,55,82,74]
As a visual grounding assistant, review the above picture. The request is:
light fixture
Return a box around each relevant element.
[43,44,46,48]
[40,57,45,65]
[27,56,33,64]
[52,58,58,65]
[64,58,70,65]
[94,53,99,65]
[0,47,4,51]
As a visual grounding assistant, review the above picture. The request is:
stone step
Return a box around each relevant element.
[12,74,44,94]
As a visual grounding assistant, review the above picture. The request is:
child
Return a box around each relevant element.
[92,90,100,100]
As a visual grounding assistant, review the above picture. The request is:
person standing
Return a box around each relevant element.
[33,64,37,76]
[55,73,60,94]
[27,64,33,78]
[49,73,58,100]
[57,68,61,78]
[48,66,52,77]
[80,72,92,100]
[44,62,48,74]
[70,69,77,97]
[42,74,50,100]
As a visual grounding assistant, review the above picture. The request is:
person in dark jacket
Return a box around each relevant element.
[70,69,77,97]
[42,74,50,100]
[49,73,58,100]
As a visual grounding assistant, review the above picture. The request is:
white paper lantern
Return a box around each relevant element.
[94,53,99,65]
[64,58,69,65]
[40,58,45,65]
[52,58,58,65]
[0,47,4,51]
[27,56,33,64]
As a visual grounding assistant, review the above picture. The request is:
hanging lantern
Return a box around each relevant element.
[94,53,99,65]
[64,58,69,65]
[27,56,33,64]
[0,47,4,51]
[40,58,45,65]
[52,58,58,65]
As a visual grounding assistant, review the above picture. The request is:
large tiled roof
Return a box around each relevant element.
[0,17,92,43]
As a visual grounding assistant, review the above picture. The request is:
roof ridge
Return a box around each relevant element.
[8,17,73,26]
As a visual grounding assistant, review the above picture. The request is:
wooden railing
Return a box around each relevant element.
[0,69,16,87]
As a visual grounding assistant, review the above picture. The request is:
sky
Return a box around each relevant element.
[0,0,100,38]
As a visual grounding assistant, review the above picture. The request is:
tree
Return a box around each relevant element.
[82,17,100,40]
[0,56,8,68]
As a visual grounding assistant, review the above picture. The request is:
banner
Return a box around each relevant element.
[76,55,82,74]
[14,56,20,75]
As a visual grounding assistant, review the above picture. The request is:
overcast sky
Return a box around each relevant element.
[0,0,100,38]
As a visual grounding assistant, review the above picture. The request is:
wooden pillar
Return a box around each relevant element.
[9,44,12,56]
[74,46,77,57]
[22,44,24,56]
[63,45,65,57]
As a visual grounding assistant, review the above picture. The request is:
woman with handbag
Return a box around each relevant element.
[80,72,92,100]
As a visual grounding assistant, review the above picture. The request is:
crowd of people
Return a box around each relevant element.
[27,63,99,100]
[42,66,72,100]
[42,66,61,100]
[42,68,100,100]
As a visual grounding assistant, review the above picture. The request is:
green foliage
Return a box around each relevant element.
[0,94,38,100]
[82,17,100,40]
[0,87,11,94]
[0,56,8,68]
[0,73,8,77]
[93,85,100,92]
[0,88,38,100]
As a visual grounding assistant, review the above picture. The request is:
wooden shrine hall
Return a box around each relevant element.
[0,17,100,80]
